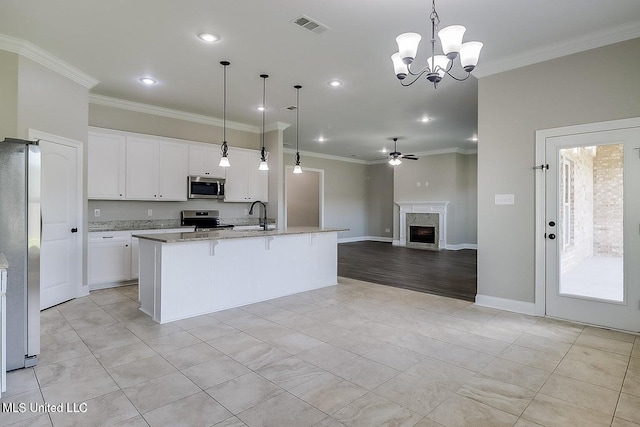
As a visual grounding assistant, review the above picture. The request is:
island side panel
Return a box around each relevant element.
[138,239,158,318]
[153,232,338,323]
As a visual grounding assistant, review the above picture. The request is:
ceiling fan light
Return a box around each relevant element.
[395,32,421,64]
[438,25,466,59]
[426,55,450,77]
[460,41,483,72]
[391,53,408,80]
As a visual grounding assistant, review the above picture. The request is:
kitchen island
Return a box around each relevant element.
[134,227,346,323]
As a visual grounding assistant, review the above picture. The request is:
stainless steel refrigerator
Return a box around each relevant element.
[0,138,40,370]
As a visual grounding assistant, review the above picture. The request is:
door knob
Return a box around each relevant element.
[548,233,556,240]
[71,227,78,233]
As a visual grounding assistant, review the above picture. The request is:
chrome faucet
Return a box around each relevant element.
[249,200,268,231]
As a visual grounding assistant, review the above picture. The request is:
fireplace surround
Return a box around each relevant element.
[396,202,448,249]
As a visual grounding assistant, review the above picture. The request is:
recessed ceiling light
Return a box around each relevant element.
[139,77,157,85]
[256,106,266,111]
[317,136,326,142]
[420,116,431,123]
[470,136,478,142]
[381,148,388,153]
[198,33,220,43]
[328,80,342,87]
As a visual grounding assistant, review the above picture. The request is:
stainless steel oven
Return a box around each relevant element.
[181,210,234,230]
[188,176,225,199]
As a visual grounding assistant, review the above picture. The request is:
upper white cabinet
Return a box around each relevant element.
[125,136,158,200]
[125,136,188,201]
[158,141,188,200]
[224,148,268,202]
[88,131,126,199]
[188,143,225,178]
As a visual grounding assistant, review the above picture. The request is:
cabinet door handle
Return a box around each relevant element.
[103,236,114,239]
[71,227,78,233]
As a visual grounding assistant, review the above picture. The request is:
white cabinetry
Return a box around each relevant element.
[88,232,132,288]
[224,149,268,202]
[130,228,191,279]
[88,131,126,199]
[188,143,225,178]
[125,136,188,201]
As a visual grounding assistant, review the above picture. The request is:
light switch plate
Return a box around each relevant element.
[94,209,100,217]
[147,209,153,216]
[495,194,515,205]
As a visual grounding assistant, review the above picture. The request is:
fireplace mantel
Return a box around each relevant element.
[395,202,448,248]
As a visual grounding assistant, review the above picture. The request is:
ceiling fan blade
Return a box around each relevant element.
[404,157,419,160]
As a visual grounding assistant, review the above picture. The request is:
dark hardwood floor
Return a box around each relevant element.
[338,241,477,301]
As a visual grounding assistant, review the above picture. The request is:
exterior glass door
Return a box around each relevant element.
[545,127,640,332]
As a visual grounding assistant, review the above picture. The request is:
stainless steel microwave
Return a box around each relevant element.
[188,176,225,199]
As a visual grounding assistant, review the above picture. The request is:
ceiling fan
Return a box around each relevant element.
[389,137,418,165]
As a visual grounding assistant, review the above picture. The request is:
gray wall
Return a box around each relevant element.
[284,153,368,239]
[393,152,477,245]
[477,37,640,303]
[0,51,18,138]
[366,163,394,239]
[3,53,90,286]
[89,104,260,149]
[286,168,320,227]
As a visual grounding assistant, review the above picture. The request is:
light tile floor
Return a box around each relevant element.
[2,277,639,427]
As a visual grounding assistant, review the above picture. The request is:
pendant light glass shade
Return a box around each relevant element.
[427,55,450,77]
[258,74,269,171]
[293,164,302,174]
[219,61,231,167]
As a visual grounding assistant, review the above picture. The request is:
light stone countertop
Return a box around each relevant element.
[0,252,7,270]
[133,227,348,243]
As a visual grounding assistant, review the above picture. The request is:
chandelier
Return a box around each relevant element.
[390,0,483,88]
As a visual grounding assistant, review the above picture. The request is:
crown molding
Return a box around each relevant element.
[0,34,99,89]
[283,148,369,165]
[89,94,261,133]
[265,122,291,132]
[474,20,640,78]
[284,146,477,165]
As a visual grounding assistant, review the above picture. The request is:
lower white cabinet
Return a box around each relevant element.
[89,228,193,288]
[88,232,132,288]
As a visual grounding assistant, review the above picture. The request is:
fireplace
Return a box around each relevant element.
[406,212,440,250]
[410,226,436,244]
[396,202,448,249]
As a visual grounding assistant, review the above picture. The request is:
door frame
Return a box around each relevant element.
[27,129,85,301]
[534,117,640,317]
[283,165,325,228]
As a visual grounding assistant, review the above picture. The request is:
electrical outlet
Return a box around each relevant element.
[385,228,390,233]
[425,182,429,187]
[147,209,153,217]
[416,181,421,187]
[94,209,100,217]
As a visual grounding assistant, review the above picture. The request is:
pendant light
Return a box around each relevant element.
[258,74,269,171]
[218,61,231,168]
[293,85,302,174]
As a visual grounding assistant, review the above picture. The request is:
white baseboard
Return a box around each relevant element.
[475,294,538,316]
[338,236,393,243]
[445,243,478,250]
[89,280,137,292]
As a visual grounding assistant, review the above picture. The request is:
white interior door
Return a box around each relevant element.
[40,138,81,309]
[545,127,640,332]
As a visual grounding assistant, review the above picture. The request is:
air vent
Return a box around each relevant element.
[283,105,298,111]
[292,15,330,35]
